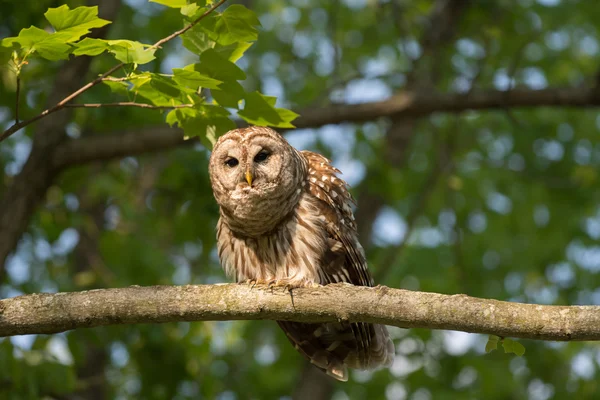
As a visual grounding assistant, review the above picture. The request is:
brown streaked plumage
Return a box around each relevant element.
[208,126,394,381]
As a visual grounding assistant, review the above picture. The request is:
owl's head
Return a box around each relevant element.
[208,126,306,235]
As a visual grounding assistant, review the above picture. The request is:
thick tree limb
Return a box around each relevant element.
[1,283,599,340]
[53,85,600,168]
[53,126,188,168]
[295,85,600,129]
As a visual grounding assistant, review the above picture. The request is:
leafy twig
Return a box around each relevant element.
[0,0,227,142]
[0,63,125,141]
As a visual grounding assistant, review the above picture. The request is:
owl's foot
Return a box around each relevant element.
[266,278,321,292]
[238,278,269,289]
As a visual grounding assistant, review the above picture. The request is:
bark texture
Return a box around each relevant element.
[1,283,598,341]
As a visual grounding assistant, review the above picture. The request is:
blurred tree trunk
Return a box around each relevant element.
[0,0,122,278]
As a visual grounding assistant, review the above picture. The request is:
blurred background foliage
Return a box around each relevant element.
[1,0,600,399]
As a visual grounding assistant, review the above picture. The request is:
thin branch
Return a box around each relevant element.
[63,102,194,110]
[1,283,599,341]
[0,0,227,143]
[101,76,130,82]
[0,63,125,141]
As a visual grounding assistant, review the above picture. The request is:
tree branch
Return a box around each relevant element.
[53,85,600,168]
[295,86,600,127]
[1,283,599,341]
[53,126,188,168]
[63,102,194,110]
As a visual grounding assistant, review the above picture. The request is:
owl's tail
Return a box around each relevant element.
[277,320,394,381]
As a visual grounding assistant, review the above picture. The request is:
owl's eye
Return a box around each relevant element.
[254,151,270,163]
[225,158,239,167]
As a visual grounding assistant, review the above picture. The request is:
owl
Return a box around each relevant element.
[208,126,394,381]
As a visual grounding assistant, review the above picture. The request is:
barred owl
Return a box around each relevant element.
[208,126,394,381]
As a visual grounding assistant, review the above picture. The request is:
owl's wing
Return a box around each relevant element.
[301,150,373,286]
[276,151,393,380]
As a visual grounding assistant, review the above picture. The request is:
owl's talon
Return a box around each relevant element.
[239,278,265,289]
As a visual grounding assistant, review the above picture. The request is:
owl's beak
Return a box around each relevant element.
[245,170,253,186]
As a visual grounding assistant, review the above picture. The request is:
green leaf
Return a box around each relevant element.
[181,24,215,55]
[181,3,201,18]
[173,68,223,90]
[129,72,196,106]
[272,108,299,127]
[238,91,299,128]
[211,81,245,108]
[13,26,71,60]
[214,41,253,62]
[72,37,109,56]
[44,5,110,43]
[485,335,499,353]
[0,6,110,62]
[502,339,525,356]
[262,95,277,107]
[72,38,156,64]
[149,74,183,98]
[166,105,235,149]
[214,5,261,45]
[150,0,188,7]
[107,40,156,64]
[131,74,178,106]
[166,107,198,127]
[102,80,130,96]
[195,48,246,81]
[195,5,260,46]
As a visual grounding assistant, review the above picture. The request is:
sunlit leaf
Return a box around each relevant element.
[150,0,188,7]
[212,5,261,45]
[238,91,298,128]
[107,40,156,64]
[72,37,109,56]
[502,338,525,356]
[181,24,215,55]
[5,26,71,60]
[173,68,223,90]
[485,335,499,353]
[102,80,130,96]
[214,41,253,62]
[44,5,110,43]
[181,3,201,18]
